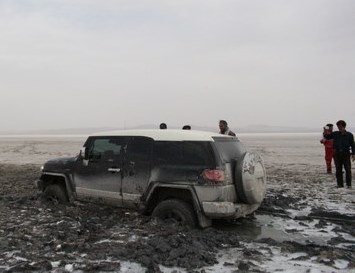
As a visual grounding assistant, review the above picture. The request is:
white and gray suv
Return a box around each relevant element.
[37,129,266,228]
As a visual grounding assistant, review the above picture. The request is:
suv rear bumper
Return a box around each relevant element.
[202,202,260,218]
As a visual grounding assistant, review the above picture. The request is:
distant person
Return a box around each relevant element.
[320,123,335,174]
[182,125,191,130]
[219,120,236,136]
[159,123,167,129]
[324,120,355,188]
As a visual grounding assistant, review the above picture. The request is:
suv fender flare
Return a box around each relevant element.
[39,172,76,203]
[144,183,212,228]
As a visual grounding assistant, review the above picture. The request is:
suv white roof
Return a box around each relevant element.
[92,129,234,141]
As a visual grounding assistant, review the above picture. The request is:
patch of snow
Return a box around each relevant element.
[94,239,125,244]
[119,261,146,273]
[64,263,74,272]
[94,239,111,244]
[13,256,28,262]
[4,251,21,258]
[287,207,312,217]
[339,232,355,242]
[128,235,138,242]
[257,214,353,247]
[334,259,349,269]
[51,261,61,268]
[241,242,351,273]
[288,252,308,259]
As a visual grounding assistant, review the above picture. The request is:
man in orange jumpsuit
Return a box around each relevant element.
[320,123,335,174]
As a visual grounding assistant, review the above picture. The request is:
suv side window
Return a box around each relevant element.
[182,141,215,166]
[154,141,184,165]
[126,137,153,162]
[153,141,215,167]
[87,137,127,161]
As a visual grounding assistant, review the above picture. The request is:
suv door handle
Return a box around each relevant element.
[108,168,121,173]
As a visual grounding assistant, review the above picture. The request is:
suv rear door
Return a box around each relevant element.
[74,136,128,206]
[121,136,154,207]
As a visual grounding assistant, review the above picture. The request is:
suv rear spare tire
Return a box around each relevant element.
[44,184,68,204]
[235,152,266,204]
[152,199,197,227]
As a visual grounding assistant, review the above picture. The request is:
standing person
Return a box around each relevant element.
[320,124,335,174]
[219,120,236,136]
[324,120,355,188]
[159,123,167,129]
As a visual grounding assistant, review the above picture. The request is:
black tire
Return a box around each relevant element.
[44,184,68,204]
[152,199,197,228]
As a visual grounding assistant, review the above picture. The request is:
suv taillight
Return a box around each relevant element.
[202,169,225,184]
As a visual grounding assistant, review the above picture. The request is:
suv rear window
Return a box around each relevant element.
[154,141,215,167]
[212,137,246,162]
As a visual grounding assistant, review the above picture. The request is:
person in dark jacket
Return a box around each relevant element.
[219,120,236,136]
[325,120,355,188]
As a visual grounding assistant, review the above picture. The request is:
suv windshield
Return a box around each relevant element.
[213,137,246,162]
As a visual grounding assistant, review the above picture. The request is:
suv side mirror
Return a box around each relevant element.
[79,147,89,166]
[79,147,87,159]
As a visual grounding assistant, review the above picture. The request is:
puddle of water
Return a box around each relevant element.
[254,215,312,243]
[213,214,344,246]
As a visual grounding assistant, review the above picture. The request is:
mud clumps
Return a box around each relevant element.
[0,194,242,271]
[0,163,354,272]
[0,162,242,271]
[119,228,241,268]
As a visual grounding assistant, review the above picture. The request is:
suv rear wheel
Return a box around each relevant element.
[44,184,68,204]
[152,199,197,227]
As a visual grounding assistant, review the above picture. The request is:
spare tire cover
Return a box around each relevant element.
[235,152,266,204]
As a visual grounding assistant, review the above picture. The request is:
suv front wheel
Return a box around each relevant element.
[152,199,197,228]
[44,184,68,204]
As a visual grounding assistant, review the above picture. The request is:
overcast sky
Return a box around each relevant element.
[0,0,354,131]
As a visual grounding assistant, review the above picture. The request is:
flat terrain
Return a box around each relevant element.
[0,134,354,272]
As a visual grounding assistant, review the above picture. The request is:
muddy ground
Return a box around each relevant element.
[0,162,354,273]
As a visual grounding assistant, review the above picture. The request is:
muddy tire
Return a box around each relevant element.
[44,184,68,204]
[152,199,197,228]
